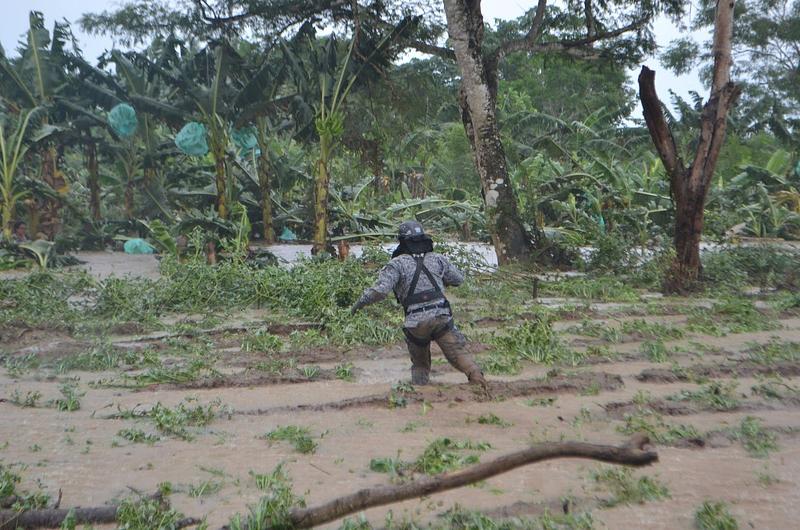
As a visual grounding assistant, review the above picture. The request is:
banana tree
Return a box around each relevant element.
[0,12,76,238]
[111,41,297,224]
[283,19,413,254]
[0,109,38,240]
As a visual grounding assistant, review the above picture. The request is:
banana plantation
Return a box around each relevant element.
[1,1,799,529]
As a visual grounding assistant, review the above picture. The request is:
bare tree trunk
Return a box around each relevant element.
[312,133,333,255]
[256,119,275,243]
[212,137,228,220]
[38,145,65,239]
[443,0,533,265]
[85,139,101,221]
[638,0,740,293]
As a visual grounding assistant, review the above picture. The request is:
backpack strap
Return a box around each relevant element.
[402,255,447,313]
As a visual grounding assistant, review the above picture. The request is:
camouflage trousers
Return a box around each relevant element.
[402,315,485,385]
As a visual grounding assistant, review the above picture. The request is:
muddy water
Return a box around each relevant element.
[2,292,800,528]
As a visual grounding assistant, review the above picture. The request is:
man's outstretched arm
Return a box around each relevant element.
[351,263,400,314]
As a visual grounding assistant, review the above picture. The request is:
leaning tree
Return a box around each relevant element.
[639,0,739,293]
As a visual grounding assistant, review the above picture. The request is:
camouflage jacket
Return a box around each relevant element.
[355,252,464,328]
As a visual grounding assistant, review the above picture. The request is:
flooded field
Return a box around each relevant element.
[1,253,799,529]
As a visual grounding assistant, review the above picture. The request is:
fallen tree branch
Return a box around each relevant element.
[284,434,657,528]
[0,492,200,529]
[0,506,119,529]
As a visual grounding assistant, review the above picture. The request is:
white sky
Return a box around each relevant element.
[0,0,708,117]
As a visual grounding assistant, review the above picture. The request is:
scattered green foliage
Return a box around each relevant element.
[0,463,50,510]
[227,465,305,530]
[122,399,224,441]
[8,389,42,407]
[617,409,701,444]
[264,425,318,454]
[734,416,778,458]
[745,339,800,364]
[591,467,670,507]
[371,438,490,477]
[472,413,512,427]
[668,381,740,411]
[117,428,160,445]
[51,382,83,412]
[640,340,669,362]
[188,479,223,498]
[241,330,283,353]
[694,500,739,530]
[335,362,355,381]
[492,310,582,368]
[540,277,639,302]
[116,494,185,530]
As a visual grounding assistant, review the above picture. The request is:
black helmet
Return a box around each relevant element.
[398,220,425,240]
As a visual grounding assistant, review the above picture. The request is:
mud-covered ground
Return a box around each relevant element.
[1,259,799,529]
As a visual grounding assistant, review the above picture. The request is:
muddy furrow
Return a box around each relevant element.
[236,372,624,416]
[603,398,796,420]
[637,361,800,383]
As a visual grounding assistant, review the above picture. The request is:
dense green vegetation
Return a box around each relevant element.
[0,1,797,280]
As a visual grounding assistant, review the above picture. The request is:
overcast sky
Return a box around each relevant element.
[1,0,708,117]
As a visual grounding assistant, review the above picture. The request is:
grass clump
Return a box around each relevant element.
[241,330,283,353]
[8,389,42,408]
[335,362,355,381]
[591,467,670,507]
[371,438,490,477]
[540,277,638,302]
[264,425,318,454]
[668,381,740,411]
[117,428,160,445]
[51,382,83,412]
[734,416,778,458]
[751,376,799,400]
[122,398,223,441]
[116,494,184,530]
[620,319,684,340]
[745,339,800,364]
[688,297,779,336]
[694,500,738,530]
[0,463,50,511]
[188,479,223,498]
[617,409,700,445]
[640,340,669,363]
[228,465,304,530]
[471,413,512,427]
[492,310,583,368]
[439,504,595,530]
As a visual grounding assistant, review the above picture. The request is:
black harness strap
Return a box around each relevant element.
[402,255,447,313]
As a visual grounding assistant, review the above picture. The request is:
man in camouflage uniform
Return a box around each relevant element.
[351,221,487,387]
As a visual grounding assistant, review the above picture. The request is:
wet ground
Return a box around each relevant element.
[1,258,800,528]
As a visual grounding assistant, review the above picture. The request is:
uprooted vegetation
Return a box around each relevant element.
[1,244,800,528]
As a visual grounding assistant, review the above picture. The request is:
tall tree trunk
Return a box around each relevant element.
[212,137,228,219]
[38,145,65,239]
[124,176,135,220]
[86,139,101,221]
[312,133,332,254]
[639,0,739,293]
[443,0,533,265]
[256,119,275,244]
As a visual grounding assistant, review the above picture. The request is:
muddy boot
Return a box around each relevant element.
[411,367,430,385]
[467,369,492,398]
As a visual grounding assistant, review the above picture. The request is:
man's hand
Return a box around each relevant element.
[350,299,365,315]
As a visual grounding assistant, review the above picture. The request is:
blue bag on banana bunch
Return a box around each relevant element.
[108,103,138,138]
[175,122,210,156]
